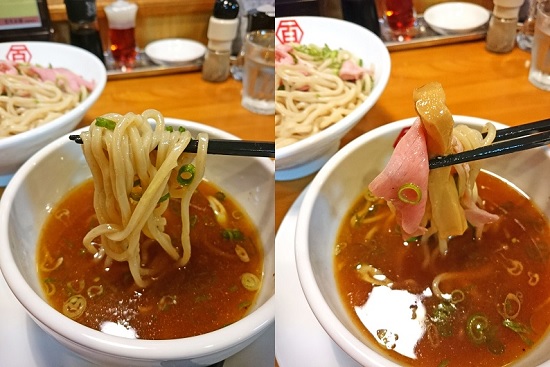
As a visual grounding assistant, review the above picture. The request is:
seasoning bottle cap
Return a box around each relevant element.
[104,0,138,29]
[213,0,239,19]
[64,0,98,23]
[492,0,524,18]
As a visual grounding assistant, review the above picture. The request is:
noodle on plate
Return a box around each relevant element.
[275,43,374,148]
[0,61,94,138]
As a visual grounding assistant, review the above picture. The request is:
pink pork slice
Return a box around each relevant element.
[368,118,429,237]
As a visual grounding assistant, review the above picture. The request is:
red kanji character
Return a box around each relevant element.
[6,45,32,63]
[276,20,304,45]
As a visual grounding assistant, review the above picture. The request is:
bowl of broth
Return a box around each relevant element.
[0,114,274,366]
[295,115,550,366]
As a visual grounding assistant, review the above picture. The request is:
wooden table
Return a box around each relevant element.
[275,40,550,231]
[80,72,274,141]
[0,72,273,192]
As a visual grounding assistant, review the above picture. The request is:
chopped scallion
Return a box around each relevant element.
[222,228,244,241]
[177,164,195,186]
[95,116,116,130]
[398,183,422,205]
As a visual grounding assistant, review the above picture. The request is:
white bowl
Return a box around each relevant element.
[0,118,275,366]
[295,116,550,366]
[424,2,490,35]
[0,41,107,186]
[274,16,391,181]
[145,38,206,66]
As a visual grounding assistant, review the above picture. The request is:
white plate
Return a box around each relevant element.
[0,268,274,366]
[275,188,361,366]
[144,38,206,66]
[424,2,490,35]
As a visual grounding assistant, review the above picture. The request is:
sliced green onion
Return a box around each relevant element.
[190,214,198,227]
[158,192,170,203]
[215,191,226,202]
[66,279,85,294]
[241,273,260,291]
[177,164,195,186]
[165,126,186,133]
[239,301,251,310]
[87,285,104,298]
[503,319,533,346]
[466,313,489,345]
[430,301,456,337]
[43,278,56,296]
[235,244,250,262]
[398,183,422,205]
[95,116,116,130]
[63,295,87,319]
[223,228,244,241]
[158,295,177,311]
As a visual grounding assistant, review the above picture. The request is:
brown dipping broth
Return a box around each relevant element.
[335,171,550,366]
[38,178,263,340]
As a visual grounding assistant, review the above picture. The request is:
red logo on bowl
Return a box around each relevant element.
[276,20,304,44]
[6,45,32,63]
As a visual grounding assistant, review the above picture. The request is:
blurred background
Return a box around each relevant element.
[277,0,494,18]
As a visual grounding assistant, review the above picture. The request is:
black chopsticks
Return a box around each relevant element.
[429,118,550,169]
[69,135,275,158]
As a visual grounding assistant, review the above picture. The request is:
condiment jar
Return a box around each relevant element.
[64,0,105,63]
[486,0,525,53]
[202,0,240,83]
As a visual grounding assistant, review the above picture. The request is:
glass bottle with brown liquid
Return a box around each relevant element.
[64,0,105,63]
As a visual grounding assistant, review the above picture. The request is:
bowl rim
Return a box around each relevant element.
[0,41,107,150]
[0,118,275,360]
[295,115,510,366]
[424,2,490,33]
[274,16,392,164]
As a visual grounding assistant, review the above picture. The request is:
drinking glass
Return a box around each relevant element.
[382,0,416,39]
[241,30,275,115]
[529,0,550,90]
[104,0,138,67]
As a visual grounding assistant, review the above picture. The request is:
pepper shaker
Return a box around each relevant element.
[486,0,525,53]
[202,0,240,83]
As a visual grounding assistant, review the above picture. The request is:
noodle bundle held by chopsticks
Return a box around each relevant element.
[80,109,208,287]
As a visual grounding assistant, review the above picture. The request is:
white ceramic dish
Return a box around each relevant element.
[145,38,206,66]
[424,2,490,35]
[274,16,391,181]
[0,41,107,186]
[0,267,275,366]
[294,116,550,366]
[0,118,275,366]
[275,187,363,367]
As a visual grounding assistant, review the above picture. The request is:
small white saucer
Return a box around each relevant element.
[424,2,490,35]
[144,38,206,66]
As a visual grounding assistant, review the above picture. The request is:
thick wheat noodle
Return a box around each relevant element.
[419,122,497,255]
[0,73,87,137]
[80,109,208,287]
[275,45,372,148]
